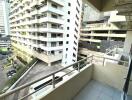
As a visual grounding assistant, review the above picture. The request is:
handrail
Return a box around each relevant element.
[0,55,129,99]
[93,55,128,65]
[0,55,92,99]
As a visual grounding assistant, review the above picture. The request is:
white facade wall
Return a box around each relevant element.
[9,0,82,66]
[62,0,82,66]
[0,0,9,36]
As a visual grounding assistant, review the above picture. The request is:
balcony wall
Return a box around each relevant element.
[41,64,93,100]
[41,62,132,100]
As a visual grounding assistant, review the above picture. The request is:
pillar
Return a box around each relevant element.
[48,63,51,67]
[123,16,132,55]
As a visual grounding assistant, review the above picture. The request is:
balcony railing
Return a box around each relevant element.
[0,55,129,100]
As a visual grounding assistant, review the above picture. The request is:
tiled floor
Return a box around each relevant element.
[73,80,132,100]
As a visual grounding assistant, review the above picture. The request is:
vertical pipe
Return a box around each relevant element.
[52,74,55,88]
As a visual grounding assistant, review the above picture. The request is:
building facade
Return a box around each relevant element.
[9,0,82,66]
[0,0,10,37]
[79,11,127,54]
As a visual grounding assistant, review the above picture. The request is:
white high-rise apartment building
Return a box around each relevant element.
[9,0,82,66]
[0,0,9,36]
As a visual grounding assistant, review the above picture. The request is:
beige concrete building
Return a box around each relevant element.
[79,11,127,57]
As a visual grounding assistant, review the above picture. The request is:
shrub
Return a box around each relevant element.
[16,56,27,65]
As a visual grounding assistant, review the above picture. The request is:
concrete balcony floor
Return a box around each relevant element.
[73,80,132,100]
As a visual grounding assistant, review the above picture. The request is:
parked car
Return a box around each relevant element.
[6,69,16,78]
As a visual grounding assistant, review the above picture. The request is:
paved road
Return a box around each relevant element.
[0,60,8,91]
[9,61,63,100]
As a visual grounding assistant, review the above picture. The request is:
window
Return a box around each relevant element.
[68,3,71,6]
[67,27,69,30]
[51,51,55,55]
[68,11,70,14]
[67,19,70,22]
[51,42,56,47]
[74,34,77,39]
[59,41,63,46]
[52,4,57,8]
[67,34,69,37]
[76,7,79,13]
[73,47,76,51]
[72,59,75,62]
[51,34,56,38]
[75,21,78,27]
[51,14,57,19]
[76,14,79,20]
[77,0,80,7]
[73,53,76,57]
[66,41,69,44]
[65,54,67,58]
[74,41,77,45]
[75,28,78,33]
[59,51,62,53]
[66,48,68,51]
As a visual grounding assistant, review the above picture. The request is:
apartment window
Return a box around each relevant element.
[76,14,79,20]
[66,41,69,44]
[68,11,70,14]
[72,59,75,62]
[51,42,56,47]
[65,54,67,58]
[51,24,58,29]
[74,41,77,45]
[77,0,80,7]
[52,4,57,9]
[59,41,63,46]
[51,51,55,55]
[76,7,79,13]
[75,21,78,27]
[73,53,76,57]
[68,3,71,6]
[75,28,78,33]
[74,34,77,39]
[67,27,70,30]
[67,19,70,22]
[66,48,68,51]
[51,14,57,19]
[51,34,56,38]
[59,51,62,53]
[67,34,69,37]
[73,47,77,51]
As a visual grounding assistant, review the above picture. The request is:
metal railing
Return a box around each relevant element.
[0,55,129,100]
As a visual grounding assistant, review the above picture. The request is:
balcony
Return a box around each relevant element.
[39,6,64,16]
[51,0,64,6]
[0,55,131,100]
[81,23,119,31]
[39,44,63,51]
[39,37,63,41]
[80,33,126,38]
